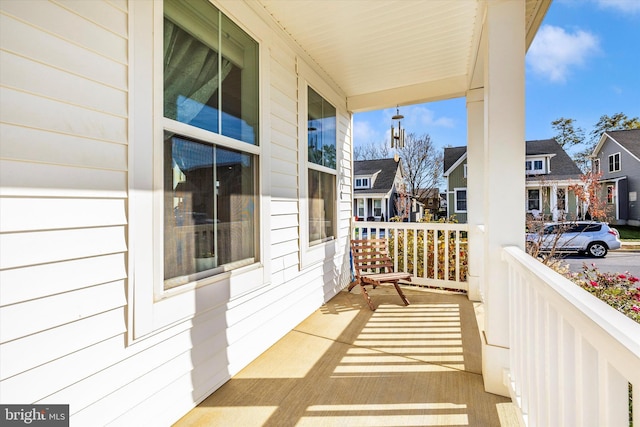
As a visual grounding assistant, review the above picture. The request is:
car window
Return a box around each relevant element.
[583,224,602,232]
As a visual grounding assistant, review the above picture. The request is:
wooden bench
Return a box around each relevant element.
[350,238,411,310]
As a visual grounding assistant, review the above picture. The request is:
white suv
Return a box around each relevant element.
[526,221,621,258]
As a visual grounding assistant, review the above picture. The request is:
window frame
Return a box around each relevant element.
[608,152,621,172]
[454,188,467,213]
[527,188,541,212]
[607,184,615,204]
[355,177,369,189]
[593,158,600,174]
[356,198,365,218]
[129,0,270,341]
[297,62,343,268]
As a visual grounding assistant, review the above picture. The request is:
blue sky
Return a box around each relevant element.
[353,0,640,156]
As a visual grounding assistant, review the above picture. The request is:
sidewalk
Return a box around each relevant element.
[620,241,640,251]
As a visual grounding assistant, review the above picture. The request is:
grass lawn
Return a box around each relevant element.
[614,224,640,241]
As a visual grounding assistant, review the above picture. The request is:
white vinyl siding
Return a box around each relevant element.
[0,1,353,425]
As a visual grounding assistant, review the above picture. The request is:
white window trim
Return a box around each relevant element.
[128,0,270,341]
[297,59,344,269]
[463,163,467,179]
[356,198,365,218]
[355,177,370,189]
[608,152,621,172]
[527,188,542,212]
[593,158,600,174]
[453,187,467,213]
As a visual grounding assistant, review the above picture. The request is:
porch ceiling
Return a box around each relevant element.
[249,0,550,112]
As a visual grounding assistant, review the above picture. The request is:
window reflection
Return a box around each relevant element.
[164,135,256,287]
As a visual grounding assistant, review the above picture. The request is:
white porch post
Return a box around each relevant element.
[551,183,558,221]
[466,88,484,302]
[482,0,526,397]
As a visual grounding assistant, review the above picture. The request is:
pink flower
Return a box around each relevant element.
[618,274,627,280]
[632,306,640,313]
[630,276,639,283]
[590,280,598,287]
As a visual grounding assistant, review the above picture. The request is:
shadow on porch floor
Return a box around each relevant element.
[174,286,520,426]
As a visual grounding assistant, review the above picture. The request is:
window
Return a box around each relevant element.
[454,188,467,213]
[355,178,369,189]
[307,87,336,246]
[607,184,615,204]
[463,164,468,179]
[593,158,600,174]
[163,0,259,289]
[357,199,365,218]
[528,189,540,211]
[608,153,620,172]
[557,188,566,211]
[373,199,382,217]
[526,158,545,174]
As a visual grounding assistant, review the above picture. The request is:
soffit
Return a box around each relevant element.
[252,0,550,112]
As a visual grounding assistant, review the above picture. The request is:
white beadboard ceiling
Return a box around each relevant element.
[249,0,550,112]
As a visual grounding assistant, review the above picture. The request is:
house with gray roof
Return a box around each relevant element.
[591,129,640,226]
[444,139,583,223]
[353,158,423,221]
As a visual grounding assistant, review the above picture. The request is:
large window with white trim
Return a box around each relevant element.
[307,86,336,246]
[162,0,259,289]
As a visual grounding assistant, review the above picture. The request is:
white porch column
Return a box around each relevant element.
[466,88,484,302]
[482,0,526,397]
[551,183,558,221]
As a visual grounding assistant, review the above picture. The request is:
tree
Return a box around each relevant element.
[551,117,584,149]
[396,133,443,200]
[354,142,389,160]
[589,112,640,144]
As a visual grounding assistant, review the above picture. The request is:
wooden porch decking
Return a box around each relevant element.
[174,286,520,426]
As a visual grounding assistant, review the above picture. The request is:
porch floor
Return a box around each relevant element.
[174,286,519,426]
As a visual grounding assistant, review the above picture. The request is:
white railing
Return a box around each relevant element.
[504,246,640,427]
[352,221,469,291]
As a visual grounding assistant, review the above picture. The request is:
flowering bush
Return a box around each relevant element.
[567,263,640,324]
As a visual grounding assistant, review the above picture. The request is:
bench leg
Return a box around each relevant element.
[359,284,375,311]
[393,282,410,306]
[348,278,359,292]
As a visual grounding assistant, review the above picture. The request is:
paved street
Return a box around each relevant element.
[560,250,640,279]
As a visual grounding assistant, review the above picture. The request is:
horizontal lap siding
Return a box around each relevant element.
[1,2,354,425]
[0,0,131,417]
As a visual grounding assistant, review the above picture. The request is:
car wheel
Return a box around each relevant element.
[587,242,608,258]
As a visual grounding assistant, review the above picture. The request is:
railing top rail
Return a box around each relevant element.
[504,246,640,370]
[353,221,469,231]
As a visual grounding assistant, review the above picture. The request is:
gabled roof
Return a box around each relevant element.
[443,139,582,180]
[354,158,401,194]
[443,146,467,176]
[593,129,640,162]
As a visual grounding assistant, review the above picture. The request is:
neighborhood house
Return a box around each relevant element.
[444,139,583,223]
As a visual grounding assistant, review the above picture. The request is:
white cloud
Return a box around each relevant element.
[401,105,456,130]
[353,119,383,145]
[527,25,600,83]
[593,0,640,14]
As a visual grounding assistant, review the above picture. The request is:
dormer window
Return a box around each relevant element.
[355,177,370,189]
[525,158,546,175]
